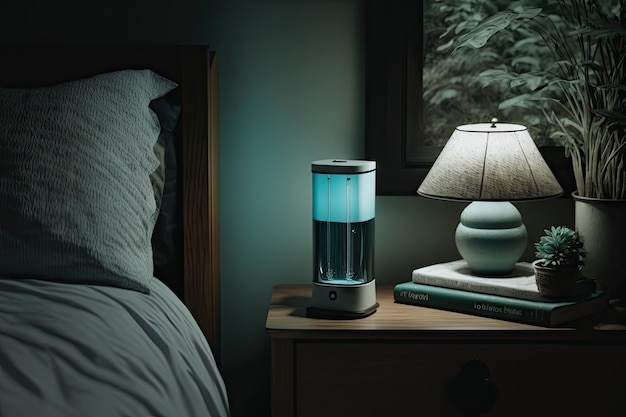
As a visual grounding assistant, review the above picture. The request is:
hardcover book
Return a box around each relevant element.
[412,260,596,302]
[394,281,609,327]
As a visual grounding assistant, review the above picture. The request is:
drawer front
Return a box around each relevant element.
[295,342,626,417]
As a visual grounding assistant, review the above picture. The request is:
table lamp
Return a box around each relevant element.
[417,120,563,275]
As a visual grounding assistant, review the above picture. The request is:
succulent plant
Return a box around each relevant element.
[534,226,586,270]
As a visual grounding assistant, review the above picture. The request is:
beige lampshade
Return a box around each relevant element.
[417,123,564,201]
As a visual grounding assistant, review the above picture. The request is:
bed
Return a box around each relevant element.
[0,45,229,416]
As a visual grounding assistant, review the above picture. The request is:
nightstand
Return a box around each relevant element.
[266,285,626,417]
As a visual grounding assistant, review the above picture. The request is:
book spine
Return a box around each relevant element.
[412,273,547,301]
[394,283,553,326]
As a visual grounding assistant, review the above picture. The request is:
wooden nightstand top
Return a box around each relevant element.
[266,285,626,341]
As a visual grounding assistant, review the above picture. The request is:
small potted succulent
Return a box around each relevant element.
[533,226,587,299]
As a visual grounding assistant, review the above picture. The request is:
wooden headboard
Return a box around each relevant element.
[0,45,220,361]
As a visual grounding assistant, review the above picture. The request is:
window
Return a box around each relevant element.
[364,0,574,196]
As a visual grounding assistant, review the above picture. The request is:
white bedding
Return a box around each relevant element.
[0,278,230,417]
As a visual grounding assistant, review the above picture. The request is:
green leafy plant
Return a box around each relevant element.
[425,0,563,146]
[450,0,626,199]
[534,226,586,269]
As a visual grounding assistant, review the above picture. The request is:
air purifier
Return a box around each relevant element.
[307,159,378,319]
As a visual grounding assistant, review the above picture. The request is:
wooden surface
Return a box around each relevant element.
[267,285,626,339]
[295,342,626,417]
[267,285,626,417]
[182,47,221,362]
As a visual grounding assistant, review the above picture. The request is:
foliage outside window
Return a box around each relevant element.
[422,0,569,147]
[446,0,625,199]
[364,0,594,195]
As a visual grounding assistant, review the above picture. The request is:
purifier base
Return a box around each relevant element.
[307,280,378,319]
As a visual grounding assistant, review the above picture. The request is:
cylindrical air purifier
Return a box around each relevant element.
[307,159,378,319]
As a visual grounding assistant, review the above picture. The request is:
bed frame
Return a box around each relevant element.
[0,45,220,361]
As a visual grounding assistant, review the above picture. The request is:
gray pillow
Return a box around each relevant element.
[0,69,178,293]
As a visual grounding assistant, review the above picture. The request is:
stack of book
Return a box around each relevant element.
[394,260,609,327]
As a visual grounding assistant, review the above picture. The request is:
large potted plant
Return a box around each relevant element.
[451,0,626,299]
[533,226,586,299]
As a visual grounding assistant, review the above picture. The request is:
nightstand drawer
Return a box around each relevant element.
[296,342,626,417]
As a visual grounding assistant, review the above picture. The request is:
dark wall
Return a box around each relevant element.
[0,0,210,44]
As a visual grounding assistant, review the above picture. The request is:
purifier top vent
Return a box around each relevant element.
[312,159,376,174]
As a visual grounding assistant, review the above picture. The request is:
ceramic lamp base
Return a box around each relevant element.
[455,201,527,275]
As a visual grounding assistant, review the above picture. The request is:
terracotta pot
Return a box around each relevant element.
[573,193,626,300]
[532,260,578,299]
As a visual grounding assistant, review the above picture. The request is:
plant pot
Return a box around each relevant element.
[573,193,626,301]
[532,260,578,299]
